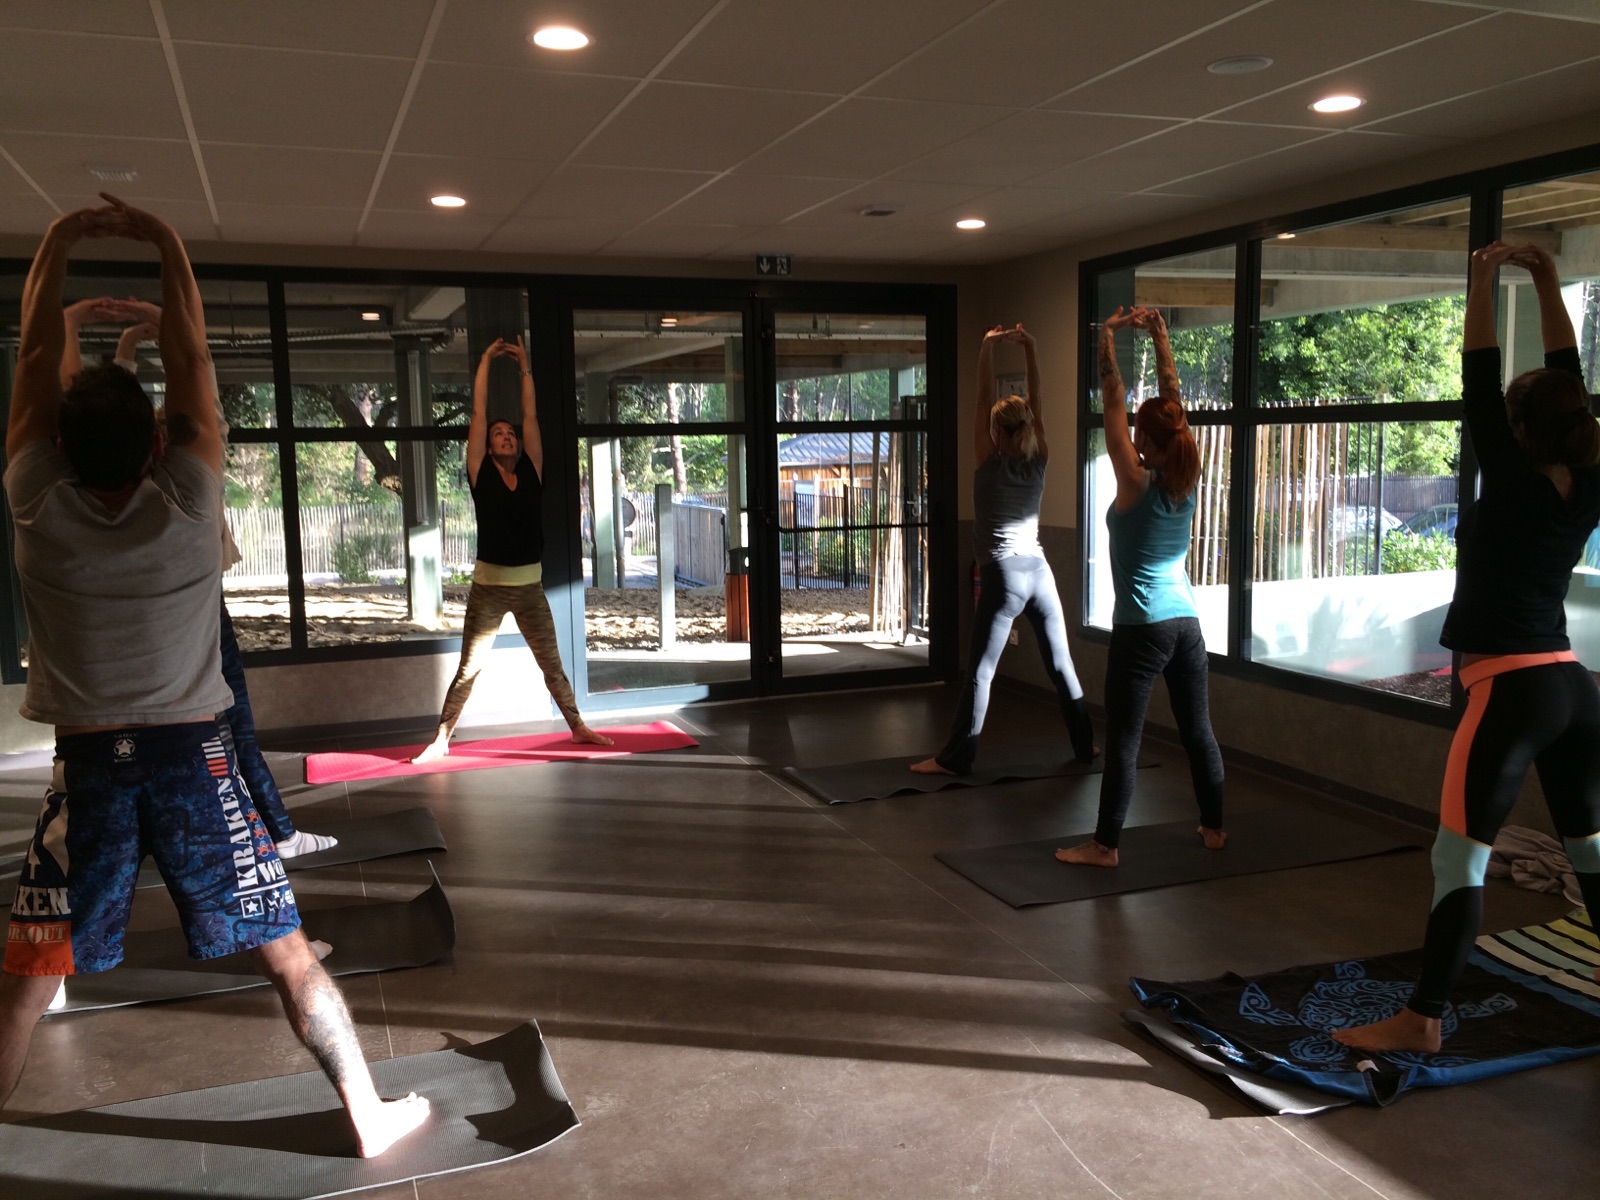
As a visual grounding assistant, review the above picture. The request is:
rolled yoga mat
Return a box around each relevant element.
[936,805,1422,907]
[784,745,1151,805]
[2,807,447,905]
[48,870,456,1015]
[0,1019,579,1199]
[304,720,700,785]
[1129,907,1600,1111]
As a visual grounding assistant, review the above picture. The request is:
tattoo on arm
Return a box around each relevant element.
[1097,331,1122,392]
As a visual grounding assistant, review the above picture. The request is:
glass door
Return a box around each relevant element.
[766,309,931,681]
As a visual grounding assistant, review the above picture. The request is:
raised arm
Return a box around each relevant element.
[465,338,502,488]
[9,208,119,459]
[507,336,543,480]
[1009,324,1047,460]
[1509,243,1580,361]
[1139,307,1181,405]
[973,325,1006,466]
[98,194,221,473]
[1461,241,1523,478]
[59,298,116,390]
[1098,306,1148,510]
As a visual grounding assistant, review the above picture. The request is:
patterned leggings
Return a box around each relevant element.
[435,581,584,734]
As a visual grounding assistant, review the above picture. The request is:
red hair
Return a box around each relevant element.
[1135,397,1199,501]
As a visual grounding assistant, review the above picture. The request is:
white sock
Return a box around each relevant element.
[276,829,339,860]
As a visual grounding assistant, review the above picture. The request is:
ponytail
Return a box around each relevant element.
[990,394,1039,461]
[1134,396,1200,500]
[1507,368,1600,469]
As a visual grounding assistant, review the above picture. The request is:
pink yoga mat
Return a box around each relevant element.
[303,721,699,785]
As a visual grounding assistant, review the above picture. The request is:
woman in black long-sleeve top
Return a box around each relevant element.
[1335,241,1600,1055]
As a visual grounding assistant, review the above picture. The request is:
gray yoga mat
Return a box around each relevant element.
[48,871,456,1015]
[784,747,1152,805]
[1123,1009,1348,1116]
[936,806,1423,907]
[1,807,447,907]
[0,1020,579,1199]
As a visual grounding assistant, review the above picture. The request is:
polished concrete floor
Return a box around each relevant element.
[1,684,1594,1198]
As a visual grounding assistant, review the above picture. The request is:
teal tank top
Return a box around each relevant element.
[1107,475,1198,625]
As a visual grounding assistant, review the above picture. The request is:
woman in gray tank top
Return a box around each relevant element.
[912,324,1095,776]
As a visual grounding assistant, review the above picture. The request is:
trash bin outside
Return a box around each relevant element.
[725,546,750,642]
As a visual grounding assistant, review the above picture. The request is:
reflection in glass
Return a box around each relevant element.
[1258,203,1468,407]
[578,434,751,692]
[774,313,925,421]
[1086,427,1231,651]
[1249,421,1459,704]
[1092,247,1235,412]
[572,310,743,425]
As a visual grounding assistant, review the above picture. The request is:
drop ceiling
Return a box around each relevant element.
[3,0,1599,266]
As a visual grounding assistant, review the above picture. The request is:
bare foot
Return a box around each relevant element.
[310,939,333,962]
[1055,840,1118,867]
[571,725,614,746]
[410,738,449,765]
[1331,1009,1441,1054]
[1199,826,1227,850]
[910,757,957,776]
[352,1092,431,1159]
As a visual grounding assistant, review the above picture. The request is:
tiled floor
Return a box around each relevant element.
[1,684,1593,1198]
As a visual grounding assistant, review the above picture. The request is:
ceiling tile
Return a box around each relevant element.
[0,189,57,235]
[216,203,363,246]
[0,3,155,36]
[1025,121,1327,193]
[203,144,380,208]
[520,165,718,224]
[178,45,414,150]
[1012,191,1209,240]
[784,179,995,228]
[599,223,748,257]
[711,225,874,260]
[1163,129,1450,199]
[575,82,836,172]
[654,174,860,226]
[916,232,1067,264]
[479,217,641,254]
[1217,11,1600,129]
[866,0,1251,108]
[162,0,434,56]
[1365,57,1600,140]
[0,33,185,139]
[889,110,1178,187]
[428,0,720,77]
[736,96,1010,179]
[358,209,503,250]
[375,153,553,216]
[1051,0,1480,120]
[661,0,988,93]
[396,62,635,161]
[1,134,202,205]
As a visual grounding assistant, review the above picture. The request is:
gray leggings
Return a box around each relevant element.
[436,580,583,733]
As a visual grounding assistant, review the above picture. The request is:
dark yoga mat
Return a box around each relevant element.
[1,808,447,907]
[936,805,1423,907]
[49,871,456,1015]
[0,1020,579,1199]
[784,746,1153,805]
[1130,908,1600,1109]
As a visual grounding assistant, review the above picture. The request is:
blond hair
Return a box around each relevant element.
[990,394,1039,460]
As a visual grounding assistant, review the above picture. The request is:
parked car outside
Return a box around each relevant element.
[1401,503,1459,538]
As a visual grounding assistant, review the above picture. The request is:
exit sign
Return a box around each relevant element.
[755,254,791,276]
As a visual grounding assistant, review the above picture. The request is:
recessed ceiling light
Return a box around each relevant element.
[86,163,139,182]
[660,316,678,327]
[1311,94,1364,114]
[1207,55,1273,75]
[955,218,986,231]
[361,310,382,321]
[430,194,467,208]
[1276,232,1296,240]
[531,25,588,50]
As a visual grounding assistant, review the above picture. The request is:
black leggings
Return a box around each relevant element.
[1095,617,1224,848]
[936,555,1093,773]
[1410,654,1600,1019]
[217,601,296,843]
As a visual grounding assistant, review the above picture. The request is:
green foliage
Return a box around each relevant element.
[1382,530,1457,573]
[1257,296,1465,406]
[330,532,385,584]
[1152,324,1233,408]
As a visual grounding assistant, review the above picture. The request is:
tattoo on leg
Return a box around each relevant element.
[290,962,368,1088]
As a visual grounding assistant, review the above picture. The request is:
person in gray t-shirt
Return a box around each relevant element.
[911,323,1095,776]
[0,197,427,1158]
